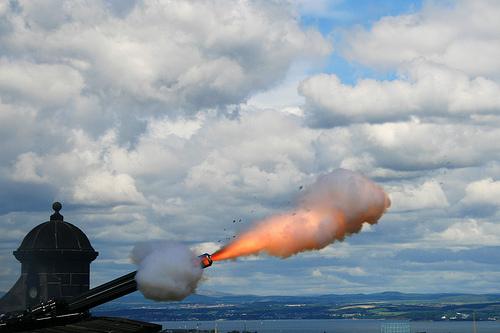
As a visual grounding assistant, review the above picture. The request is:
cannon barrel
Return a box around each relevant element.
[0,272,138,332]
[67,270,138,313]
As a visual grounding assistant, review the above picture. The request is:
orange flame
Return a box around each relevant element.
[211,169,391,262]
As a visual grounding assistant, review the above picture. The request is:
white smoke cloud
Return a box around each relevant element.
[131,241,203,301]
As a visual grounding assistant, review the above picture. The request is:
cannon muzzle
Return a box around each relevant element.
[198,253,213,268]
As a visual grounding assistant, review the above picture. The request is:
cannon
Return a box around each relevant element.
[0,254,213,332]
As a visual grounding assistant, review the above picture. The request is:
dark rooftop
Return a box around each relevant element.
[13,202,98,261]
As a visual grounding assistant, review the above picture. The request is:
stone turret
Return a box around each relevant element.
[0,202,98,312]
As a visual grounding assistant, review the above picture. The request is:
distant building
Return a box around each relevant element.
[381,321,411,333]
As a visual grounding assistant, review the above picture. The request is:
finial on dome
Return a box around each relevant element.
[50,202,64,221]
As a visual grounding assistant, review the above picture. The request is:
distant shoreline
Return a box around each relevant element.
[92,291,500,322]
[153,319,500,333]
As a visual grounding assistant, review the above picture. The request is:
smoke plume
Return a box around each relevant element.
[212,169,390,261]
[131,241,203,301]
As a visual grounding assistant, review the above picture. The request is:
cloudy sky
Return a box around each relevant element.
[1,0,500,296]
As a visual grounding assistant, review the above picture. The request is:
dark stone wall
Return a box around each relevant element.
[21,258,91,307]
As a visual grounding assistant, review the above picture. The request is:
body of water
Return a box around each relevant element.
[157,319,499,333]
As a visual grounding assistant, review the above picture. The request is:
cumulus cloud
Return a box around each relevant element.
[430,219,500,246]
[313,119,500,173]
[11,152,48,184]
[0,0,330,125]
[342,0,500,77]
[18,113,498,213]
[7,109,318,213]
[91,214,171,243]
[299,0,500,126]
[388,180,448,212]
[0,60,84,108]
[2,0,500,296]
[300,61,500,125]
[72,170,146,205]
[315,266,368,277]
[462,178,500,206]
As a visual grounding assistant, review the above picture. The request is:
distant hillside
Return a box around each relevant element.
[91,291,500,322]
[94,290,500,307]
